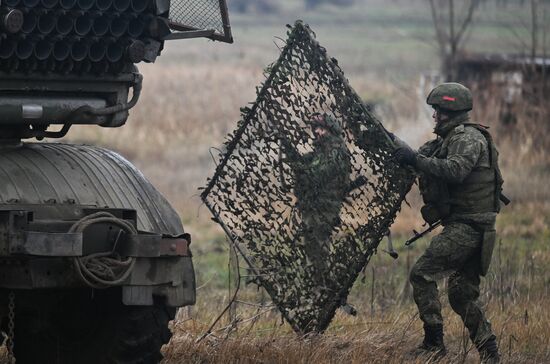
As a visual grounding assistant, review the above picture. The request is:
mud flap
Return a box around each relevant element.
[480,229,496,276]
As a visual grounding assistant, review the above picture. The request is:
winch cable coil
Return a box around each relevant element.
[70,211,137,289]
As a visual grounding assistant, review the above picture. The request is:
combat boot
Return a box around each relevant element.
[478,336,500,364]
[411,324,447,360]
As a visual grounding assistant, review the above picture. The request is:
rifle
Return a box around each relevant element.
[500,193,511,206]
[405,221,442,246]
[404,193,509,247]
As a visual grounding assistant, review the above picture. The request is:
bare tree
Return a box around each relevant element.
[530,0,539,62]
[504,0,549,97]
[526,0,549,108]
[428,0,483,81]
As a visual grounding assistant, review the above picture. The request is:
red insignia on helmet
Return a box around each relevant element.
[442,96,456,101]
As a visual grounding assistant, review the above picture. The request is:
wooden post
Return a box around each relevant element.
[228,241,239,324]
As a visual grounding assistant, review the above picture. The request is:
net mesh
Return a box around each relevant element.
[169,0,225,35]
[201,21,414,334]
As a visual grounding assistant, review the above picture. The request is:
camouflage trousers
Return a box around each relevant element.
[301,207,340,281]
[409,222,496,346]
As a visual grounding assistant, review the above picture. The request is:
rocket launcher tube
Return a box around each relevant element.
[109,15,128,37]
[16,36,35,60]
[91,15,109,36]
[56,12,74,35]
[0,38,17,59]
[77,0,94,10]
[35,39,54,60]
[95,0,112,11]
[113,0,130,12]
[21,10,37,33]
[22,0,40,8]
[130,0,147,13]
[1,9,24,34]
[4,0,21,6]
[53,40,71,61]
[41,0,59,9]
[106,39,123,62]
[59,0,77,10]
[88,39,106,62]
[128,15,145,37]
[74,14,93,36]
[70,38,89,61]
[36,11,56,34]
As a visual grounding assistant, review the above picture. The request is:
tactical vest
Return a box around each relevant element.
[419,124,504,223]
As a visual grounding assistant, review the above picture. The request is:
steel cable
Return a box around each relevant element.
[70,211,137,289]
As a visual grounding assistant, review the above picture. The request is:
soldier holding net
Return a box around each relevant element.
[394,83,504,364]
[280,113,351,290]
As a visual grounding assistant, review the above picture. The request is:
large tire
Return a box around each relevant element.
[13,289,175,364]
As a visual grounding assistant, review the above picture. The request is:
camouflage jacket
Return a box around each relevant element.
[282,134,351,213]
[416,114,498,225]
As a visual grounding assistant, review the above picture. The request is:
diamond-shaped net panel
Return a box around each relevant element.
[169,0,225,35]
[201,21,414,334]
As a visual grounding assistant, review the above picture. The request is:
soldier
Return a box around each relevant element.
[393,83,503,363]
[281,113,351,281]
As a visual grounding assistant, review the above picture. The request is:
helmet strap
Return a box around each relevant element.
[434,111,470,136]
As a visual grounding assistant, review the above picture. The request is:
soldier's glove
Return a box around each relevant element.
[389,133,417,166]
[390,133,418,166]
[394,145,417,166]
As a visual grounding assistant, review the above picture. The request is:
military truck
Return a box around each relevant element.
[0,0,232,362]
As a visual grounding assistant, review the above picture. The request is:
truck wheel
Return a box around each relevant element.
[13,291,175,364]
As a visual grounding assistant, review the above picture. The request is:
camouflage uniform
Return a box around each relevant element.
[393,83,502,362]
[282,116,351,278]
[411,112,500,349]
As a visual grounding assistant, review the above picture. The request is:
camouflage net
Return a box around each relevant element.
[169,0,228,36]
[201,21,414,334]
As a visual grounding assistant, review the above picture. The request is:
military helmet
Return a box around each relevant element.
[310,113,342,136]
[426,82,473,112]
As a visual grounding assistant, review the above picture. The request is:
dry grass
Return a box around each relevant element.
[163,297,550,363]
[161,201,550,363]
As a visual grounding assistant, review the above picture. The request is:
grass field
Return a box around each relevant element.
[163,203,550,363]
[55,0,550,362]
